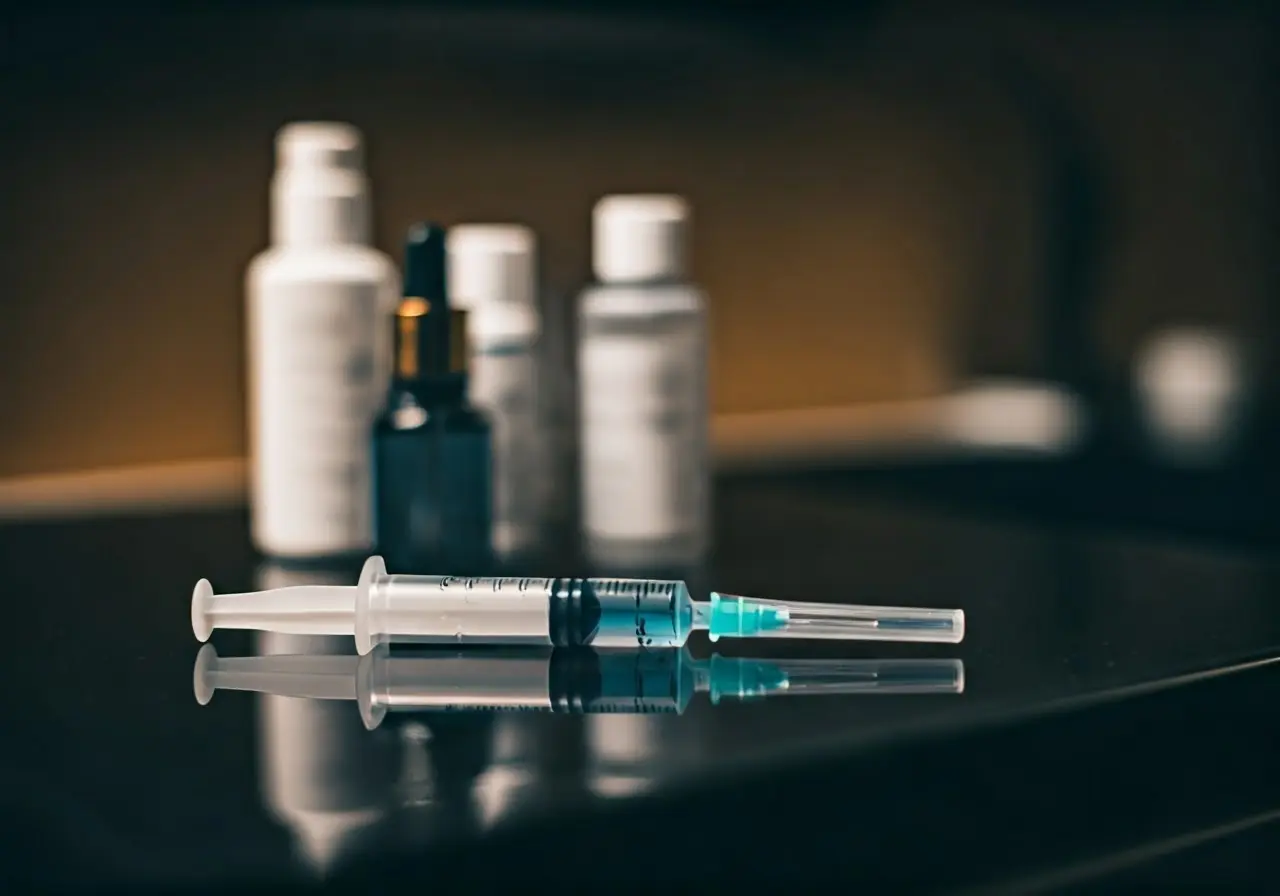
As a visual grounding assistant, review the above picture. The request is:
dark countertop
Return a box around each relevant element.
[0,459,1276,891]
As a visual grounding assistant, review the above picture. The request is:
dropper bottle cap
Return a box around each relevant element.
[396,223,469,386]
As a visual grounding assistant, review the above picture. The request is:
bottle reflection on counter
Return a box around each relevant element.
[256,629,393,877]
[373,223,494,575]
[475,714,591,830]
[586,714,671,799]
[391,716,490,846]
[248,562,491,877]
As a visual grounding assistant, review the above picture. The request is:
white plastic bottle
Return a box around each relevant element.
[577,195,710,569]
[447,225,548,559]
[246,123,400,558]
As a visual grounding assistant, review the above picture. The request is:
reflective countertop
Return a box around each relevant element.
[0,461,1275,891]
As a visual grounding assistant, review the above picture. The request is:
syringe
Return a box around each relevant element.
[194,644,965,730]
[192,557,965,654]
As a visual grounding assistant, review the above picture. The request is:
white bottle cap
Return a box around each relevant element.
[270,122,371,247]
[592,194,689,283]
[276,122,364,171]
[470,301,542,349]
[447,224,537,309]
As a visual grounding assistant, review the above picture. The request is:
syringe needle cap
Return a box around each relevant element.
[708,592,965,644]
[192,579,215,642]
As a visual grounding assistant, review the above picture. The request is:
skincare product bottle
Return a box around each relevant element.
[577,195,710,568]
[447,225,548,561]
[373,223,493,574]
[246,122,399,558]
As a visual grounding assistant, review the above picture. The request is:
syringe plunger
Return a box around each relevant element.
[191,580,356,641]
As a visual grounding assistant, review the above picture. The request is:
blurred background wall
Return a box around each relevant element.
[0,1,1274,478]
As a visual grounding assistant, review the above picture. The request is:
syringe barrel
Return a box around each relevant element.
[355,569,562,654]
[352,557,694,654]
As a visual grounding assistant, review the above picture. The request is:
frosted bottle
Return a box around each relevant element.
[577,195,710,569]
[448,225,548,559]
[246,123,400,558]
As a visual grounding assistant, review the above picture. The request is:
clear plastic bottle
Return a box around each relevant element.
[577,195,709,568]
[246,123,400,558]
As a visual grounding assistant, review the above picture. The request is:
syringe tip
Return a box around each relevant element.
[192,579,215,642]
[193,643,218,705]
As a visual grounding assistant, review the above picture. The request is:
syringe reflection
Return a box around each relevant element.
[198,643,964,730]
[233,560,965,873]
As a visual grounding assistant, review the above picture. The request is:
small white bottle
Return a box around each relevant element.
[246,123,400,558]
[447,225,547,559]
[577,195,710,568]
[1133,326,1253,466]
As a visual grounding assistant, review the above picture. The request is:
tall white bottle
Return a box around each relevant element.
[246,123,400,558]
[577,195,710,569]
[447,225,547,559]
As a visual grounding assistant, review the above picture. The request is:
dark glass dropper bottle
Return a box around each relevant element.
[372,223,494,575]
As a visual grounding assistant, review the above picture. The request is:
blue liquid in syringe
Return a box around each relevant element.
[577,579,696,649]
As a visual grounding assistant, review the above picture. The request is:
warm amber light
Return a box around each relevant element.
[396,313,420,379]
[398,297,430,318]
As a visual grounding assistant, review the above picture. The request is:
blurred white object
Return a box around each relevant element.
[448,225,549,558]
[943,378,1088,456]
[253,563,394,877]
[1134,327,1250,465]
[246,123,400,557]
[587,715,665,799]
[591,194,690,283]
[579,195,709,569]
[447,224,537,310]
[473,716,542,828]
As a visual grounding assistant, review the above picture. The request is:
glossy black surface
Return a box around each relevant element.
[0,462,1275,890]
